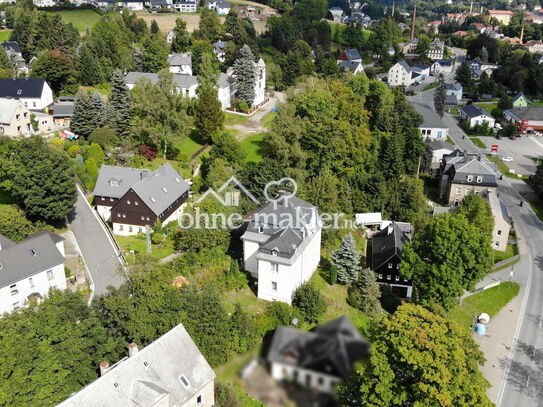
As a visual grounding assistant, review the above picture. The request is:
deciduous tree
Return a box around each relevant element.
[338,304,493,407]
[293,282,326,324]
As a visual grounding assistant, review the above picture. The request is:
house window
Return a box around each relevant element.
[317,377,324,386]
[16,114,20,120]
[146,217,150,221]
[13,302,20,310]
[117,213,121,218]
[455,188,461,195]
[10,284,18,295]
[138,227,142,233]
[467,175,473,182]
[465,188,471,195]
[272,249,278,256]
[119,224,124,231]
[101,197,105,201]
[110,198,114,202]
[141,216,145,220]
[388,262,393,269]
[135,201,138,205]
[258,226,264,234]
[129,226,133,233]
[497,230,502,236]
[476,176,483,183]
[271,263,279,273]
[122,214,126,218]
[127,200,131,204]
[47,270,53,280]
[29,277,34,288]
[378,274,383,279]
[395,275,400,281]
[271,281,277,291]
[495,241,500,246]
[197,395,202,405]
[387,275,391,280]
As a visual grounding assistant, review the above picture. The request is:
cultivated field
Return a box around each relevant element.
[56,9,103,33]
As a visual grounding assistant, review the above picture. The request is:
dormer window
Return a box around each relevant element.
[258,225,264,234]
[30,249,37,257]
[17,89,22,95]
[175,177,181,183]
[109,179,119,187]
[476,176,483,183]
[467,175,473,182]
[272,249,278,256]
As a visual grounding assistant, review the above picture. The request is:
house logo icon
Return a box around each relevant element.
[196,176,260,206]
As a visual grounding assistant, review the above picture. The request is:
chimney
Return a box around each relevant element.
[410,4,417,41]
[128,342,139,357]
[478,155,482,161]
[100,361,110,376]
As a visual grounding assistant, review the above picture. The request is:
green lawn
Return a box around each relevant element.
[115,234,175,261]
[470,137,487,148]
[446,135,455,145]
[310,272,372,336]
[448,282,520,329]
[527,197,543,221]
[475,103,498,114]
[175,131,205,158]
[493,243,518,264]
[0,30,12,41]
[240,133,264,163]
[449,107,460,115]
[225,112,250,126]
[56,10,103,34]
[261,111,276,129]
[423,82,440,91]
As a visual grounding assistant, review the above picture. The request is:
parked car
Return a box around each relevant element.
[502,156,514,162]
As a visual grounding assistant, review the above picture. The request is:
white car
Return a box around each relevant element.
[502,156,514,162]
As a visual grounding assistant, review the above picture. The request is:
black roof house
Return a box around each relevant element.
[267,316,369,379]
[0,78,47,99]
[371,222,411,273]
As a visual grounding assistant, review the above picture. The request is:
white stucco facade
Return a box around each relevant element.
[420,125,449,139]
[388,63,413,87]
[252,58,266,107]
[271,362,341,394]
[22,82,54,111]
[0,239,65,314]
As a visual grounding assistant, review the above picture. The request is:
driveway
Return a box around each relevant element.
[68,186,125,297]
[228,92,285,140]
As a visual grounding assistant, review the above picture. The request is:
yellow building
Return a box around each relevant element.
[487,9,514,25]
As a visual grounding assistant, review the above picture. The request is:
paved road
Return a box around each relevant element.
[437,101,543,407]
[68,187,125,296]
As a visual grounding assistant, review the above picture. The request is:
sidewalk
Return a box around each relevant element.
[469,234,528,403]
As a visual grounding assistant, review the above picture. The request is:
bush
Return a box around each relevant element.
[292,283,326,324]
[67,145,82,158]
[265,301,299,327]
[86,143,105,166]
[138,145,157,161]
[174,227,230,253]
[89,127,120,149]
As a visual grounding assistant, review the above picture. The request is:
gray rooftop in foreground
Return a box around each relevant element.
[57,324,216,407]
[0,231,64,288]
[168,53,192,67]
[412,103,447,129]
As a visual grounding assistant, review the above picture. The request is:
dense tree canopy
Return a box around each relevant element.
[338,304,493,407]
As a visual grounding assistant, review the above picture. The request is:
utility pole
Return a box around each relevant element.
[410,3,417,41]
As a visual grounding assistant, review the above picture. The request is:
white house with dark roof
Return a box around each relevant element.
[1,41,28,74]
[267,316,369,394]
[212,41,227,62]
[445,81,463,102]
[460,104,495,128]
[118,0,144,9]
[57,323,216,407]
[241,195,321,304]
[93,163,190,235]
[387,60,423,87]
[168,53,193,75]
[0,231,65,314]
[412,103,449,140]
[328,7,344,22]
[125,71,199,98]
[427,139,455,172]
[0,78,53,111]
[430,59,453,75]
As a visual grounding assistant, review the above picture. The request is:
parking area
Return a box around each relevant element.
[485,135,543,176]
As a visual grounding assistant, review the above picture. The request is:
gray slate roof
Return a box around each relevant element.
[0,231,64,288]
[371,222,411,271]
[445,94,458,106]
[57,324,216,407]
[412,103,447,129]
[1,41,21,55]
[445,81,463,91]
[267,316,369,379]
[94,163,190,216]
[461,104,492,119]
[0,98,22,125]
[168,53,192,67]
[0,78,46,99]
[342,49,362,61]
[504,106,543,121]
[338,60,363,73]
[125,72,206,90]
[52,101,74,118]
[442,152,497,187]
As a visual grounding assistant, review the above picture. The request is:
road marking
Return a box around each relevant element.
[527,136,543,150]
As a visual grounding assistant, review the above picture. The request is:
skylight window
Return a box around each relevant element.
[175,177,181,183]
[180,375,191,389]
[30,249,37,256]
[162,187,168,193]
[150,197,156,203]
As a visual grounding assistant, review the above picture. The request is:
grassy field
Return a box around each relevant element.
[0,30,12,41]
[56,10,103,33]
[175,131,205,158]
[470,137,487,148]
[240,133,264,163]
[423,82,440,91]
[225,112,251,126]
[475,103,498,114]
[446,135,455,145]
[116,234,176,261]
[493,243,518,264]
[448,282,520,329]
[261,111,276,129]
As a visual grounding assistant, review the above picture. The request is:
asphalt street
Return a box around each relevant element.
[68,187,125,296]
